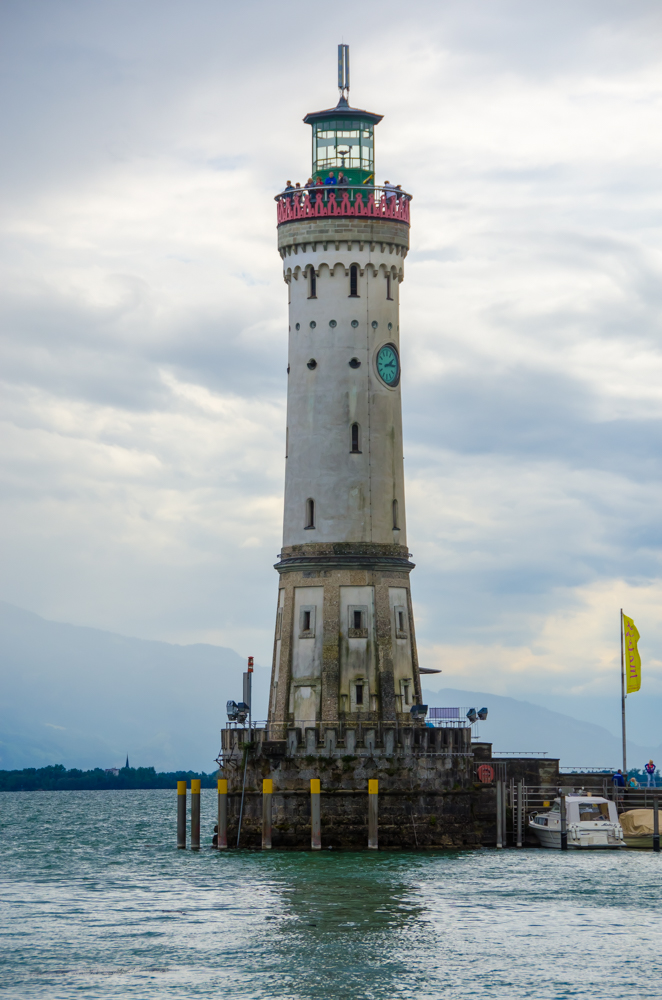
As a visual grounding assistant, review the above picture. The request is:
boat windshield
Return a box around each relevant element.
[578,802,610,821]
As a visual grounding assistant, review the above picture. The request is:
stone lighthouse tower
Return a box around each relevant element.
[268,46,421,746]
[218,50,481,850]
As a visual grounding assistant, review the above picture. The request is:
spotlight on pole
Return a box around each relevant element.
[466,708,478,724]
[478,707,488,721]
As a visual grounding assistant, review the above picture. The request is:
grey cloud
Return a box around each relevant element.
[1,0,662,698]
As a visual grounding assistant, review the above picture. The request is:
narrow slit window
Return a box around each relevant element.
[392,498,399,529]
[308,267,317,299]
[351,423,360,453]
[305,498,315,528]
[303,610,311,632]
[403,683,410,706]
[353,609,363,629]
[349,265,359,297]
[398,611,405,632]
[386,274,392,300]
[355,683,364,706]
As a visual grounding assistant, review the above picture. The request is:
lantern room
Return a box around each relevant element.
[303,45,383,187]
[305,98,382,187]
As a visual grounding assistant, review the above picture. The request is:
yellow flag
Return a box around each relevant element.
[623,614,641,693]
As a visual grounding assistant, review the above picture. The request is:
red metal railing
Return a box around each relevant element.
[275,184,411,226]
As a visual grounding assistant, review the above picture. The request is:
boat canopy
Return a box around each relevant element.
[620,809,656,837]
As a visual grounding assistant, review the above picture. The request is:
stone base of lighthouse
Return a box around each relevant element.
[218,728,496,850]
[268,543,422,741]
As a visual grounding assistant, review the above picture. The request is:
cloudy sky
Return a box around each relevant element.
[2,1,662,732]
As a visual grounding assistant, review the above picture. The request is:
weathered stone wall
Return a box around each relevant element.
[222,750,496,850]
[278,217,410,253]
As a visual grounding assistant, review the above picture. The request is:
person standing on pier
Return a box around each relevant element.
[645,759,656,787]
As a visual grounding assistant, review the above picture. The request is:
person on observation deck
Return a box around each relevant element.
[384,180,398,203]
[337,171,348,187]
[324,171,337,185]
[283,180,295,204]
[645,759,656,787]
[304,177,314,201]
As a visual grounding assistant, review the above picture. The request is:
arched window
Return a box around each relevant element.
[392,499,399,529]
[386,274,393,300]
[308,267,317,299]
[350,423,360,453]
[349,265,359,297]
[305,498,315,529]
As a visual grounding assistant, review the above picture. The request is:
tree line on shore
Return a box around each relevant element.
[0,764,219,791]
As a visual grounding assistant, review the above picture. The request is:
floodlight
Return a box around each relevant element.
[478,707,488,721]
[410,704,428,719]
[227,700,239,721]
[466,708,478,723]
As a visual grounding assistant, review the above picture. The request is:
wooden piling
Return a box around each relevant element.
[560,794,568,851]
[311,779,321,850]
[217,778,227,850]
[177,780,187,849]
[516,781,523,848]
[496,780,503,848]
[654,798,660,854]
[191,778,201,850]
[262,778,273,849]
[368,779,378,850]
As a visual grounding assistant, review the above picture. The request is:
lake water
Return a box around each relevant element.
[1,789,661,999]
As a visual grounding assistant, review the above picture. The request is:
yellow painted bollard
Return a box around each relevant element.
[310,778,321,850]
[262,778,273,849]
[191,779,201,850]
[177,780,187,849]
[217,779,227,849]
[368,779,378,850]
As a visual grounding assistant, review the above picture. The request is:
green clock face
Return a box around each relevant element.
[376,344,400,387]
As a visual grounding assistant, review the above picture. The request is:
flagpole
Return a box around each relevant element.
[620,608,627,774]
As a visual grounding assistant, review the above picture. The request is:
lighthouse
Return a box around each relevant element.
[217,49,482,850]
[268,46,421,745]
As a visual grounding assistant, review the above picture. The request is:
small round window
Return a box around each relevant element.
[295,323,300,331]
[307,359,317,370]
[371,321,378,329]
[310,321,316,329]
[351,320,359,328]
[388,322,393,331]
[329,319,337,328]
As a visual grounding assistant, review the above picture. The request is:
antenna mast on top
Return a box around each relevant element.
[338,44,350,99]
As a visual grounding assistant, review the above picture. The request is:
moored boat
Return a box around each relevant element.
[620,809,657,849]
[529,794,624,849]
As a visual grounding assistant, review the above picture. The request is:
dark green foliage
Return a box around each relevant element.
[0,765,218,792]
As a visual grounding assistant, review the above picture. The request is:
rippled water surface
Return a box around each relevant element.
[1,789,661,999]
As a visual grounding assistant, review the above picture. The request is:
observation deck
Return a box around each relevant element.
[275,184,411,227]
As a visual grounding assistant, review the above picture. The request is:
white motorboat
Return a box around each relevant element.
[529,794,624,849]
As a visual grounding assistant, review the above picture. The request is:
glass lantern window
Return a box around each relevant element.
[313,120,374,174]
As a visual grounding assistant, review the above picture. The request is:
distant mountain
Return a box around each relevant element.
[0,602,268,771]
[2,601,660,773]
[424,687,662,769]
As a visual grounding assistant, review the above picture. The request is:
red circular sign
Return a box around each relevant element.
[477,764,495,783]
